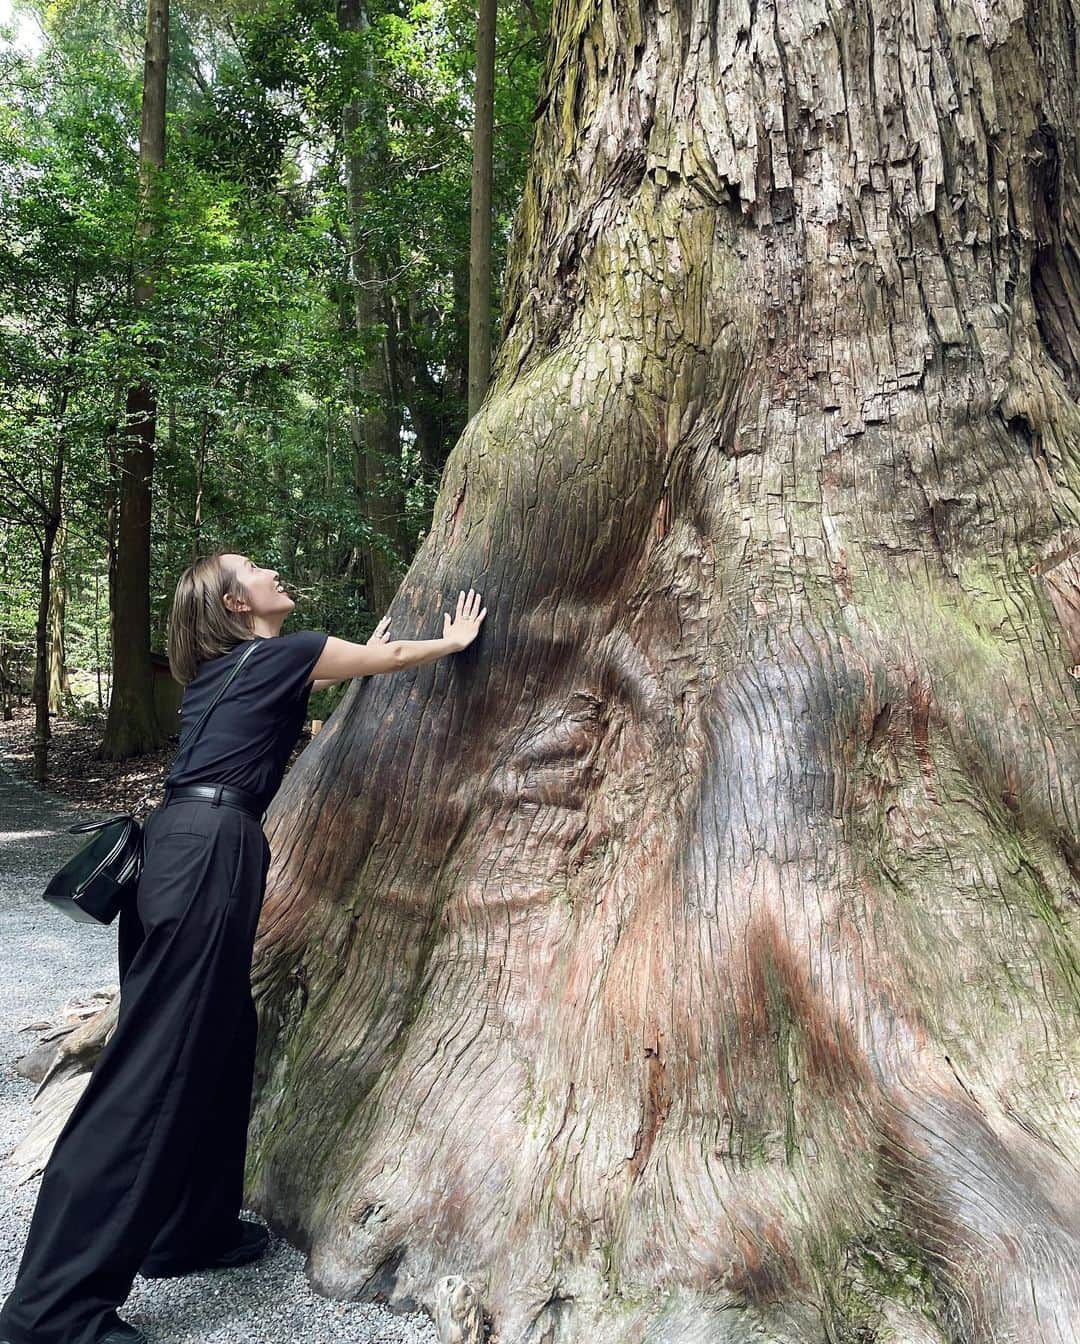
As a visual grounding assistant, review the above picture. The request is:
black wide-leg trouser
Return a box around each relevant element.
[0,798,270,1344]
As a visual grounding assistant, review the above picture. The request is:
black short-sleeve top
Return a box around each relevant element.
[164,629,330,812]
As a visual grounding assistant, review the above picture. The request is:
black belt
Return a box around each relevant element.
[162,783,266,822]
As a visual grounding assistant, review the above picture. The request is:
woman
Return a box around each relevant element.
[0,548,486,1344]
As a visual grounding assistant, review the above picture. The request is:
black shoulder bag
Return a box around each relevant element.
[42,639,261,927]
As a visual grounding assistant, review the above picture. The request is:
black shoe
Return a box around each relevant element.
[99,1323,149,1344]
[139,1218,270,1279]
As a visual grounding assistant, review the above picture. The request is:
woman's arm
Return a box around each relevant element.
[306,590,486,686]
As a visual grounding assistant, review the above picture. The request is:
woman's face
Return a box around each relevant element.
[222,553,294,620]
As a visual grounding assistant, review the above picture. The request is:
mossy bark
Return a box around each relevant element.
[248,0,1080,1340]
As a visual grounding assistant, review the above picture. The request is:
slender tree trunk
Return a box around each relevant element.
[31,493,62,780]
[0,638,10,721]
[164,400,177,536]
[337,0,407,615]
[46,518,72,715]
[102,0,168,758]
[468,0,496,417]
[32,270,79,781]
[191,401,211,563]
[154,400,177,650]
[452,253,470,410]
[30,514,59,784]
[103,381,123,667]
[94,562,104,712]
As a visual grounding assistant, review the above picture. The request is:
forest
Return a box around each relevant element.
[0,0,545,774]
[2,0,1079,1342]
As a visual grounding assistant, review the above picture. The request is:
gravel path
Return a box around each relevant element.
[0,754,438,1344]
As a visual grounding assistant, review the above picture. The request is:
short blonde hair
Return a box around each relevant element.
[166,547,254,686]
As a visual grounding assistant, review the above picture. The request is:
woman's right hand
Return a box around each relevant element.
[444,588,487,651]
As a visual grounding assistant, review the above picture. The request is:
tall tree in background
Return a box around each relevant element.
[244,0,1080,1341]
[102,0,168,758]
[3,0,549,716]
[337,0,408,617]
[47,518,73,716]
[468,0,496,417]
[29,391,64,783]
[26,269,79,783]
[0,21,140,768]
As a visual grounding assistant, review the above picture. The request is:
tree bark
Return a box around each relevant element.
[247,0,1080,1338]
[30,510,60,784]
[47,518,73,716]
[155,400,177,652]
[468,0,497,417]
[102,380,123,673]
[102,0,168,758]
[31,270,78,782]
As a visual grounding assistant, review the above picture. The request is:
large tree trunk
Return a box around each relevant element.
[102,0,168,758]
[22,0,1072,1339]
[247,0,1080,1338]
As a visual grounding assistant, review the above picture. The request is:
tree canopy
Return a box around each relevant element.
[0,0,548,722]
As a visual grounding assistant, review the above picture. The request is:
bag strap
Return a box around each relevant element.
[186,637,261,740]
[67,638,262,836]
[68,814,139,835]
[173,636,262,767]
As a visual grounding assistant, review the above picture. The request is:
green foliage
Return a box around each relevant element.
[0,0,548,708]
